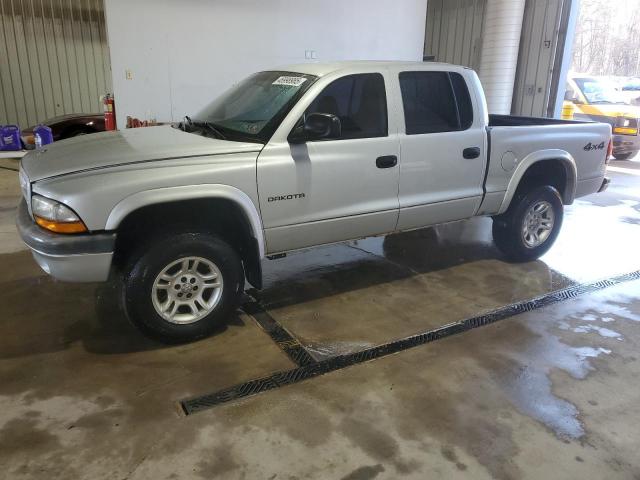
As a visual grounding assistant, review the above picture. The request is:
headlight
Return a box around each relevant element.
[31,195,87,234]
[613,117,638,135]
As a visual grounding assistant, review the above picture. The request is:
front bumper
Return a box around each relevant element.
[16,200,116,282]
[613,133,640,156]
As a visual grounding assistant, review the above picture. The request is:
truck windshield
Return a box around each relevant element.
[574,77,628,105]
[191,71,317,143]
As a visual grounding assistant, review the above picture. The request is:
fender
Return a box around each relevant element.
[105,184,266,258]
[498,149,577,214]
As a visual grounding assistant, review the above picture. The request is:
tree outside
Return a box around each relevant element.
[572,0,640,77]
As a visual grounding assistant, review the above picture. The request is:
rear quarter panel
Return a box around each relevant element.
[484,121,611,215]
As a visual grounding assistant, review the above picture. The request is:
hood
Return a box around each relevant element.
[43,113,103,124]
[22,113,102,133]
[21,125,262,181]
[583,103,640,118]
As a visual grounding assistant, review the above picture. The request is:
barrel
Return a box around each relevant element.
[34,125,54,148]
[0,125,21,151]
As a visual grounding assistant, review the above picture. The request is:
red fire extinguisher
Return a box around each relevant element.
[103,94,116,131]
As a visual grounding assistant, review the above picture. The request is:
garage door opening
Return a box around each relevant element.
[0,0,112,128]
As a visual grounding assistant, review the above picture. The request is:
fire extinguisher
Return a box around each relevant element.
[103,94,116,131]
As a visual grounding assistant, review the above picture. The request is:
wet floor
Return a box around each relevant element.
[1,159,640,478]
[258,160,640,359]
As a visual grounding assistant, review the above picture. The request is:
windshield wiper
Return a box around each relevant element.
[192,120,226,140]
[176,115,193,132]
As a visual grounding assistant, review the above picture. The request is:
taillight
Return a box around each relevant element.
[606,138,613,163]
[613,116,638,135]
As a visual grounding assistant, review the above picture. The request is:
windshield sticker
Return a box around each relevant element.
[272,76,307,87]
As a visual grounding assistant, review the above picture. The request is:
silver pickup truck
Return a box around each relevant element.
[17,61,611,343]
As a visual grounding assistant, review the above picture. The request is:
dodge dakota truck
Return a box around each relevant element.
[17,61,612,343]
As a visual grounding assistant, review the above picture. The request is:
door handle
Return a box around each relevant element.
[463,147,481,159]
[376,155,397,168]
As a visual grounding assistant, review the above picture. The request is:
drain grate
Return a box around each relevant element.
[242,301,317,367]
[182,269,640,415]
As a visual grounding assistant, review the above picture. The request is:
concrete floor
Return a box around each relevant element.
[1,158,640,479]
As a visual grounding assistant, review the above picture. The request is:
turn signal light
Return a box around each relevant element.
[34,215,88,234]
[31,194,88,234]
[613,126,638,135]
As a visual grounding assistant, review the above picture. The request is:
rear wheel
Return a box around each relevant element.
[123,233,244,343]
[492,185,563,262]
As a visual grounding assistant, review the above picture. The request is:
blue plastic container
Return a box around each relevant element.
[0,125,21,151]
[34,124,53,149]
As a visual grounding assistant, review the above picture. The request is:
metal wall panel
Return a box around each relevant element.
[0,0,111,127]
[511,0,565,117]
[424,0,486,70]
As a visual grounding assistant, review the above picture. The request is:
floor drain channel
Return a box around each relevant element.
[243,301,317,367]
[181,269,640,415]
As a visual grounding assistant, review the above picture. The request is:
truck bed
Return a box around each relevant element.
[480,114,611,217]
[488,114,587,127]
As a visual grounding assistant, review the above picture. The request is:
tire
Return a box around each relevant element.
[614,152,636,161]
[492,185,563,263]
[123,232,244,343]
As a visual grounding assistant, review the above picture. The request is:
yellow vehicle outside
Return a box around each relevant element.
[564,76,640,160]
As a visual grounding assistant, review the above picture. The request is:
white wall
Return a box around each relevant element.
[104,0,428,128]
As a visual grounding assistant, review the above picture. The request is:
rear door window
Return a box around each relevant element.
[305,73,388,140]
[399,71,473,135]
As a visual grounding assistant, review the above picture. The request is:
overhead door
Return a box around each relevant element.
[511,0,567,117]
[424,0,486,70]
[0,0,112,127]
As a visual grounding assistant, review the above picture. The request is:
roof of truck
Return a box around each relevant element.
[274,60,463,77]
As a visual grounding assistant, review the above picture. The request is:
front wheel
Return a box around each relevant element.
[492,185,563,262]
[123,233,244,343]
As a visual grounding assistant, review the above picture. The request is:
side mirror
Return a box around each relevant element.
[289,113,341,143]
[564,90,578,103]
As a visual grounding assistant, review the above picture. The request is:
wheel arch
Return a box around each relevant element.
[107,185,265,288]
[498,150,577,214]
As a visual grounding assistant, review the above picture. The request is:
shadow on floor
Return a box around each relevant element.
[0,255,246,359]
[257,219,571,310]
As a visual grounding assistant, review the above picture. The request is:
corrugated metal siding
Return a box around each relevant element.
[477,0,526,114]
[0,0,111,127]
[424,0,486,70]
[511,0,565,117]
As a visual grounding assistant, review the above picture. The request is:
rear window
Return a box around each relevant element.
[399,71,473,135]
[450,73,473,129]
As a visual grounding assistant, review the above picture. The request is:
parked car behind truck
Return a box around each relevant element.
[21,113,104,147]
[17,61,612,343]
[565,75,640,160]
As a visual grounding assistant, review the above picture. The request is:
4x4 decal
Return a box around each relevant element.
[584,141,605,151]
